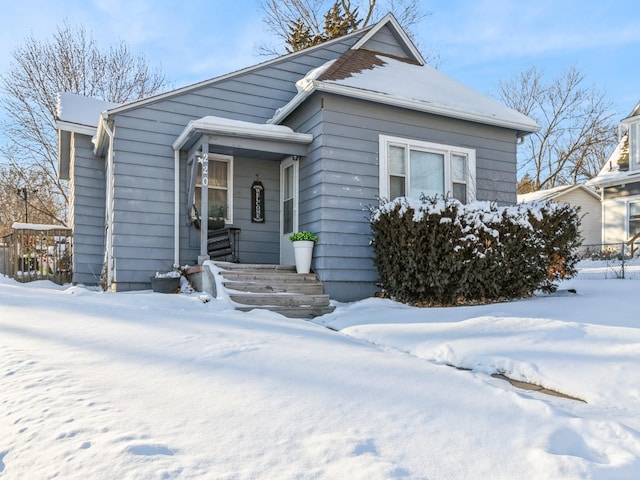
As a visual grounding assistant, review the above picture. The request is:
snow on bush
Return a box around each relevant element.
[369,196,581,305]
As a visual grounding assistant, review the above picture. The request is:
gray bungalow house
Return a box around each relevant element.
[56,14,538,302]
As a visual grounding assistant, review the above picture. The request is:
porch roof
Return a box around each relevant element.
[173,116,313,158]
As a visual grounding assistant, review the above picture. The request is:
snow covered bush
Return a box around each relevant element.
[369,196,581,305]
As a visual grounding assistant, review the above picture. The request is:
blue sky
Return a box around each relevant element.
[1,0,639,118]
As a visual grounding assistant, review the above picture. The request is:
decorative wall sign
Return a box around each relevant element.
[251,179,265,223]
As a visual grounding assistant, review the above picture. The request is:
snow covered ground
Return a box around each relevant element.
[1,269,639,479]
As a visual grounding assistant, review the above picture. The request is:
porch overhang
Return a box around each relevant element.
[172,116,313,158]
[171,116,314,268]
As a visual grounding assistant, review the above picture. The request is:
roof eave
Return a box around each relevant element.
[312,82,539,135]
[55,120,97,137]
[587,171,640,188]
[173,119,314,151]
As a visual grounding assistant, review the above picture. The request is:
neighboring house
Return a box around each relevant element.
[518,184,602,249]
[56,14,538,302]
[587,101,640,248]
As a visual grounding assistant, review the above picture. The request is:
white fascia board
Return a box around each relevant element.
[55,120,96,137]
[173,118,313,151]
[313,82,539,135]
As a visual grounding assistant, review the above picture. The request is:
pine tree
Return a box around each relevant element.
[285,19,324,53]
[324,1,361,39]
[285,0,363,52]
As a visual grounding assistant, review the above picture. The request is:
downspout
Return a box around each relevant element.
[174,149,180,268]
[102,115,115,287]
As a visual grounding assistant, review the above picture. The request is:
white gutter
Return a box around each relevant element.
[101,113,115,287]
[173,149,180,268]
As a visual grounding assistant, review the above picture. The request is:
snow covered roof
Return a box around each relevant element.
[517,184,599,203]
[587,133,640,187]
[11,222,70,231]
[56,92,119,135]
[173,116,313,151]
[270,50,539,136]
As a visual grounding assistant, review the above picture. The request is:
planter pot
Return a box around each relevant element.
[150,275,180,293]
[292,240,314,274]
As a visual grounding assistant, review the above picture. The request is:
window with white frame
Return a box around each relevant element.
[630,122,640,170]
[380,135,476,203]
[194,154,233,223]
[629,200,640,239]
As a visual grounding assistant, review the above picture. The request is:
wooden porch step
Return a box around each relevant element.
[221,271,318,283]
[223,281,324,295]
[229,293,331,307]
[214,262,335,319]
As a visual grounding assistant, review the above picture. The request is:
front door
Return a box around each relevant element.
[280,157,298,265]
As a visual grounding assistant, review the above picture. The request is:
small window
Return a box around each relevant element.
[630,201,640,239]
[195,154,233,223]
[380,136,475,202]
[630,123,640,170]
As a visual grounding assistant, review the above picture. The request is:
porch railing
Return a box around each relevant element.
[0,224,73,285]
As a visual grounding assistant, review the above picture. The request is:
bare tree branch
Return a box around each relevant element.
[0,21,168,234]
[257,0,431,58]
[497,66,617,191]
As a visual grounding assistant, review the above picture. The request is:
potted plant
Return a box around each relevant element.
[289,231,317,274]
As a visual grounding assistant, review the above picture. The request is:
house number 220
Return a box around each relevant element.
[201,154,209,186]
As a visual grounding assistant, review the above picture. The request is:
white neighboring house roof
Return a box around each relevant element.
[517,184,600,203]
[269,50,539,137]
[56,92,119,136]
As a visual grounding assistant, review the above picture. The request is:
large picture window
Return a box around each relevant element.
[195,154,233,223]
[380,135,475,203]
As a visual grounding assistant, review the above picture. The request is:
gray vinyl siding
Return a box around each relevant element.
[106,34,363,289]
[359,24,413,59]
[69,133,105,285]
[285,93,520,301]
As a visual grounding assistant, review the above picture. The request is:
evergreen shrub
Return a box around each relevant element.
[369,196,581,305]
